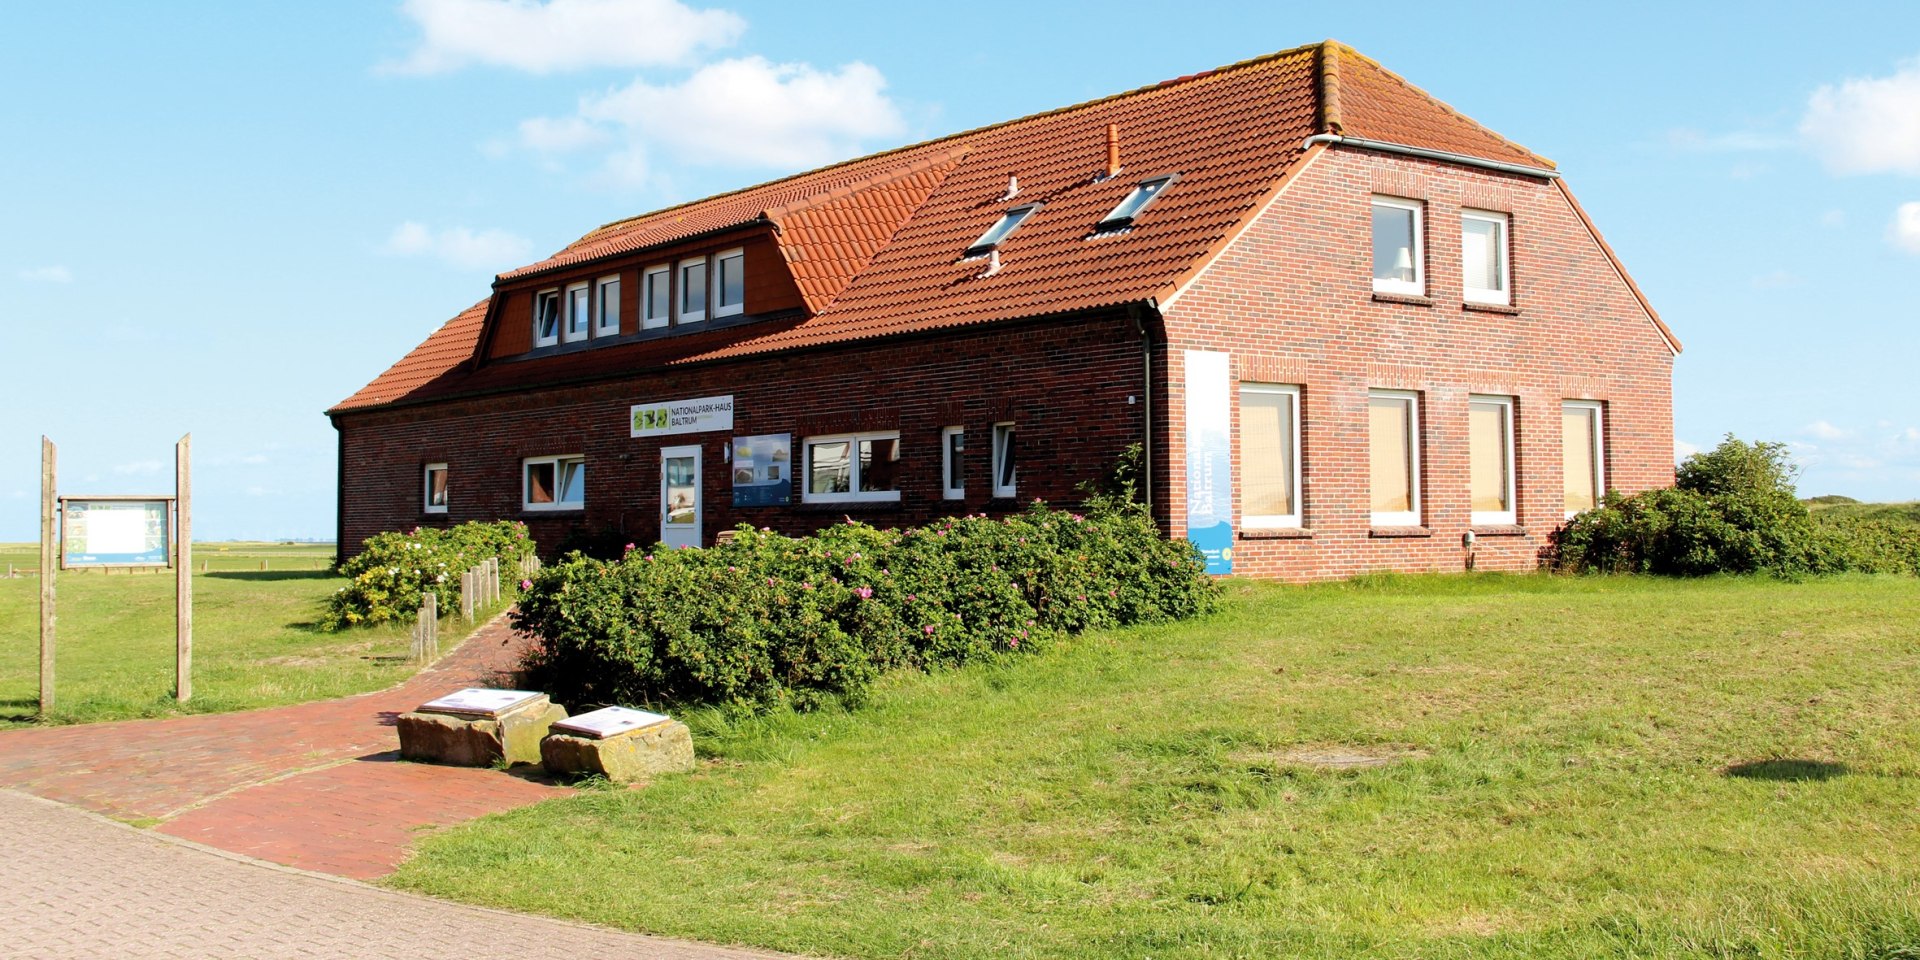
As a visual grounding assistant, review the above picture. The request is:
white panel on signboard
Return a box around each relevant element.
[417,688,543,717]
[552,705,672,739]
[88,505,150,554]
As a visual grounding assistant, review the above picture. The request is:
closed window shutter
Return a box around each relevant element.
[1239,390,1294,518]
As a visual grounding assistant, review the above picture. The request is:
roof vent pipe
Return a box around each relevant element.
[977,249,1002,278]
[1000,175,1019,201]
[1104,124,1122,179]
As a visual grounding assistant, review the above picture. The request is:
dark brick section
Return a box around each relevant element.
[336,313,1152,555]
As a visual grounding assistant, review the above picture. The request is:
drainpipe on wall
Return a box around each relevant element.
[331,417,345,566]
[1128,301,1158,514]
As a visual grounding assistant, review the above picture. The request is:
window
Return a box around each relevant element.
[1462,210,1511,305]
[423,463,448,515]
[643,265,670,330]
[678,258,707,324]
[1371,196,1424,296]
[533,289,560,347]
[1562,401,1605,517]
[523,455,586,511]
[713,248,745,318]
[1097,175,1176,231]
[966,204,1039,257]
[991,422,1017,498]
[564,282,591,342]
[1368,390,1421,526]
[1469,395,1516,525]
[1239,384,1301,528]
[941,426,965,500]
[595,275,621,337]
[802,432,902,503]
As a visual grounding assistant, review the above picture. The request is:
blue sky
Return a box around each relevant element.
[4,0,1918,540]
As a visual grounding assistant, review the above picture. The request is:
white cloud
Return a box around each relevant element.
[1800,57,1920,175]
[111,459,164,476]
[524,56,905,184]
[1675,438,1699,462]
[382,221,534,271]
[386,0,744,75]
[1805,420,1853,441]
[1750,270,1801,290]
[1891,201,1920,253]
[1666,128,1788,153]
[18,265,72,283]
[1820,208,1847,227]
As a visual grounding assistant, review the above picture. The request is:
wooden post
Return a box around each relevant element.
[175,434,192,703]
[39,437,56,716]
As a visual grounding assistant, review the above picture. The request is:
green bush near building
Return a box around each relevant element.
[322,521,534,629]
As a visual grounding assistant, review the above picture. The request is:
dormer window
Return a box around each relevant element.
[965,204,1039,258]
[713,248,745,318]
[678,257,708,324]
[533,289,560,347]
[1097,175,1176,231]
[564,282,591,342]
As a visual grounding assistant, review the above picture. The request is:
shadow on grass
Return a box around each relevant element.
[204,571,335,582]
[1726,758,1850,781]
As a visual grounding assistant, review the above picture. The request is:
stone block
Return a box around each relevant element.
[541,720,694,783]
[397,692,566,767]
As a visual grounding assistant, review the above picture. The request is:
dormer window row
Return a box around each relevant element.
[531,247,745,349]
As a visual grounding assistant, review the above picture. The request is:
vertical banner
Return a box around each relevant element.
[1183,350,1234,574]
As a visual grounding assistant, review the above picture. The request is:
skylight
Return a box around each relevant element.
[965,204,1039,257]
[1097,175,1177,231]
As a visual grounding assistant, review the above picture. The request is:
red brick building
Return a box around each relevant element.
[330,41,1679,580]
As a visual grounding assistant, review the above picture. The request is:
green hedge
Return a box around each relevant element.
[513,502,1216,713]
[322,520,535,629]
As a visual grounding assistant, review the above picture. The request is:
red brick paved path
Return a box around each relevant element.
[0,614,573,878]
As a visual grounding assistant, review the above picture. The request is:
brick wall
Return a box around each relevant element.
[1158,146,1675,581]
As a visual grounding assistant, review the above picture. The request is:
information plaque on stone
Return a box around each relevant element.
[552,706,671,740]
[417,688,544,718]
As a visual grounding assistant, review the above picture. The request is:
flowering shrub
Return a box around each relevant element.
[322,521,535,629]
[515,501,1214,713]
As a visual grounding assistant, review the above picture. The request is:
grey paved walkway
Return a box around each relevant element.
[1,789,792,960]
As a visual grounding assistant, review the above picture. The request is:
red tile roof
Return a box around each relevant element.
[334,41,1567,414]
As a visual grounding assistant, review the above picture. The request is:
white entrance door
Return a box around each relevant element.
[660,445,702,549]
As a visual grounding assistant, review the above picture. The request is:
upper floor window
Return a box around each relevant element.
[564,282,591,343]
[595,275,621,337]
[678,258,708,324]
[1469,395,1516,525]
[533,289,561,348]
[523,454,586,511]
[1239,384,1301,528]
[1371,196,1424,296]
[802,432,901,504]
[643,265,670,330]
[1462,210,1511,305]
[966,204,1039,257]
[423,463,448,515]
[713,248,745,318]
[1368,390,1421,526]
[1097,175,1176,231]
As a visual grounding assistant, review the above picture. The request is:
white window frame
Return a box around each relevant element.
[1468,394,1517,526]
[642,265,671,330]
[522,454,586,512]
[712,248,745,319]
[423,462,448,515]
[532,288,561,348]
[1239,383,1302,529]
[1563,400,1606,519]
[966,204,1039,257]
[1097,174,1177,231]
[1371,196,1425,297]
[1368,389,1422,527]
[677,257,707,325]
[1462,209,1511,306]
[563,281,591,343]
[991,422,1017,498]
[801,431,903,504]
[594,274,621,337]
[941,426,966,500]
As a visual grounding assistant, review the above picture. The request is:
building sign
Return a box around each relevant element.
[1183,350,1234,574]
[630,395,735,437]
[62,498,171,568]
[731,433,792,506]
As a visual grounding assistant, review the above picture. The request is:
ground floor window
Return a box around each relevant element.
[1562,401,1605,516]
[991,422,1017,498]
[1369,390,1421,526]
[942,426,965,500]
[523,454,585,511]
[1469,395,1516,525]
[423,463,448,514]
[1239,384,1301,528]
[803,432,901,503]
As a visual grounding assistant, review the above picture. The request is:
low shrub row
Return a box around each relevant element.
[1552,436,1920,577]
[323,520,535,629]
[514,502,1216,713]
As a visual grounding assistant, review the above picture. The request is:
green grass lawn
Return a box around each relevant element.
[1,542,430,725]
[390,573,1920,959]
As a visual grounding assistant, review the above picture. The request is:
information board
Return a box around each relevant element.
[417,688,544,718]
[61,499,171,568]
[731,433,792,506]
[630,395,735,437]
[553,705,671,739]
[1183,350,1235,574]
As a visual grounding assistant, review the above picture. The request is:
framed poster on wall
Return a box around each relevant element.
[731,434,792,506]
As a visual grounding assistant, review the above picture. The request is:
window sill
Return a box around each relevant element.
[794,500,904,514]
[1462,300,1520,315]
[520,507,585,515]
[1372,292,1433,307]
[1369,526,1432,538]
[1470,524,1528,537]
[1240,527,1312,540]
